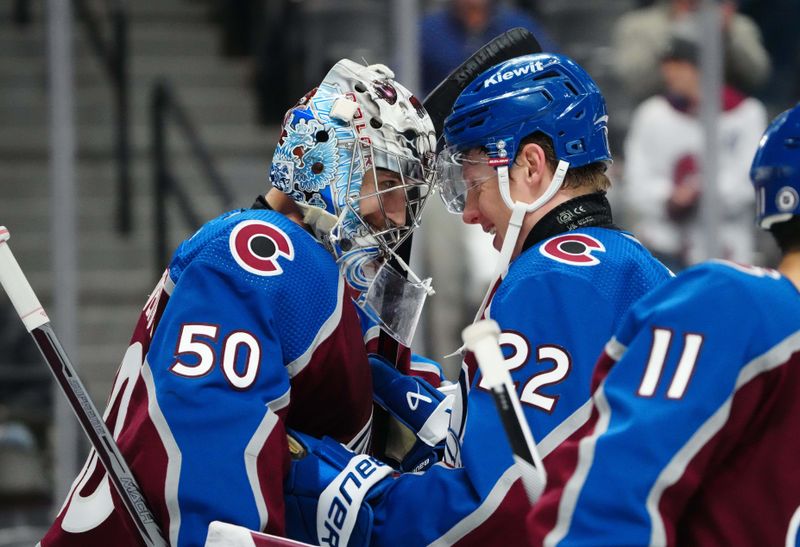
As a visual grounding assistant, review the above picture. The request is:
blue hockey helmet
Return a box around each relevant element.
[437,53,611,213]
[750,103,800,229]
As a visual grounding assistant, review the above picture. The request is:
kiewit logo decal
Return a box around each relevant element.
[229,220,294,276]
[540,233,605,266]
[484,60,545,88]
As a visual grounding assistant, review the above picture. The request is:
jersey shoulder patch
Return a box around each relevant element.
[538,233,606,266]
[229,219,295,276]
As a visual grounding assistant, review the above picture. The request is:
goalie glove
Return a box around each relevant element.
[284,431,394,547]
[369,354,455,472]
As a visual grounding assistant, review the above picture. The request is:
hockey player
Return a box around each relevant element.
[282,52,671,546]
[40,59,437,547]
[527,104,800,545]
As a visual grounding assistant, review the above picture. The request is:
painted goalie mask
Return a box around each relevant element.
[269,59,437,346]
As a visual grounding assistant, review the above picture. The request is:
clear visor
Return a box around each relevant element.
[359,261,431,347]
[435,146,496,214]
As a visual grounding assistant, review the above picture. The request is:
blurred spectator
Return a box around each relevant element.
[419,0,557,95]
[611,0,771,103]
[622,34,767,270]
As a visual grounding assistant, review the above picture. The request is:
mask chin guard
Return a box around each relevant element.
[360,260,433,347]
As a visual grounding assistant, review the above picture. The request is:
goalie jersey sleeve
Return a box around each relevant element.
[529,261,800,546]
[41,209,373,547]
[366,228,670,546]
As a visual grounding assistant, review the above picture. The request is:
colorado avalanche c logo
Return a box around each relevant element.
[229,220,294,276]
[540,233,605,266]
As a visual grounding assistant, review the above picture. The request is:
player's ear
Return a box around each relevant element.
[514,142,548,192]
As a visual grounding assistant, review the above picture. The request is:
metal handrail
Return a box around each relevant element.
[73,0,131,235]
[151,79,235,275]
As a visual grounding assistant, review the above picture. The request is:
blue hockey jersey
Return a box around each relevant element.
[367,225,671,546]
[529,260,800,546]
[42,208,374,547]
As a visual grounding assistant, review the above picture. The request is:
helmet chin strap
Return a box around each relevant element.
[299,202,339,241]
[472,159,570,324]
[444,159,570,359]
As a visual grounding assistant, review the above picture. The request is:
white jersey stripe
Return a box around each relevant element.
[286,275,345,378]
[244,409,280,531]
[142,358,183,547]
[430,465,522,547]
[537,398,593,458]
[604,336,627,362]
[787,505,800,547]
[545,384,613,547]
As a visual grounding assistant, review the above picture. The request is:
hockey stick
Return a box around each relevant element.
[422,27,542,135]
[0,227,168,547]
[461,319,546,503]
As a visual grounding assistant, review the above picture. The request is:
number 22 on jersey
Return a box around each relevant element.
[476,330,572,413]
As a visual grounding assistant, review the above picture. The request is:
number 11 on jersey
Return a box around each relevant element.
[638,328,704,400]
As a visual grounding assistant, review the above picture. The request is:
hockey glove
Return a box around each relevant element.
[369,354,454,472]
[284,431,393,547]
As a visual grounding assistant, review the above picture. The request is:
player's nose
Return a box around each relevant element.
[461,191,480,225]
[383,192,407,227]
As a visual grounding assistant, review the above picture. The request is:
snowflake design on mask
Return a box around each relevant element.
[272,116,338,195]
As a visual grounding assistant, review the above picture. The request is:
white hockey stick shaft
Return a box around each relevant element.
[462,319,546,503]
[0,227,168,547]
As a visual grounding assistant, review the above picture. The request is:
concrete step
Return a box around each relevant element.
[0,57,250,95]
[0,87,257,127]
[0,0,211,26]
[0,120,274,159]
[127,1,212,22]
[0,68,250,99]
[80,304,142,352]
[0,195,238,239]
[25,267,153,305]
[0,152,272,199]
[0,22,223,59]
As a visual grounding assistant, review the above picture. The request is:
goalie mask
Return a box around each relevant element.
[269,59,437,346]
[751,103,800,229]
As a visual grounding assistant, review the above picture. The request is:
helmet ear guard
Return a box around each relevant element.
[750,103,800,229]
